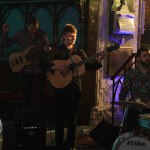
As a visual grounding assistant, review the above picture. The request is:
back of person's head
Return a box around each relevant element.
[26,15,38,26]
[61,24,77,36]
[136,47,149,57]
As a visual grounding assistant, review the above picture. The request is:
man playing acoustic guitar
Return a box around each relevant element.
[41,24,107,150]
[2,15,51,112]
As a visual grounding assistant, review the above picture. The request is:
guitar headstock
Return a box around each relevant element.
[106,43,120,52]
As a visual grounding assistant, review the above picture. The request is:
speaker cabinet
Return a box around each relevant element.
[16,122,46,146]
[15,109,46,146]
[2,121,16,150]
[90,121,120,147]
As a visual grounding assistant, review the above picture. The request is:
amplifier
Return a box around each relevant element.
[16,122,46,146]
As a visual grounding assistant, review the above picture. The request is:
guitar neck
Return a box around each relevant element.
[76,52,102,67]
[75,43,119,67]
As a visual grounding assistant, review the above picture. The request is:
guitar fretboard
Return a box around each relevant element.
[76,52,102,66]
[76,43,120,67]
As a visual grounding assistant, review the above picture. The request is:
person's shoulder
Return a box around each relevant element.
[50,44,60,52]
[77,48,85,52]
[126,68,137,76]
[75,48,87,59]
[76,48,86,54]
[38,29,47,35]
[75,47,85,53]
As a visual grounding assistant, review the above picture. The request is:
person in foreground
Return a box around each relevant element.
[119,47,150,133]
[41,24,106,150]
[2,15,50,111]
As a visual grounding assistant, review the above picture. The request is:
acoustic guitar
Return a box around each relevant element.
[47,43,120,89]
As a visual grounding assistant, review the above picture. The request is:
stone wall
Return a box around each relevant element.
[91,0,141,126]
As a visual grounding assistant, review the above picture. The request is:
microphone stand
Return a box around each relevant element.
[119,108,128,136]
[68,56,80,149]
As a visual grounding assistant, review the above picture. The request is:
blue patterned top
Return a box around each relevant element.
[119,68,150,104]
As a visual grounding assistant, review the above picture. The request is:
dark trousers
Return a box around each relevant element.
[54,82,81,149]
[19,72,46,110]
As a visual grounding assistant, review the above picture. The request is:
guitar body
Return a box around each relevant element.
[9,45,36,72]
[47,55,85,89]
[9,51,31,72]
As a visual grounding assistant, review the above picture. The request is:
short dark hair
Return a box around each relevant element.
[136,47,149,57]
[26,15,38,26]
[61,24,77,36]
